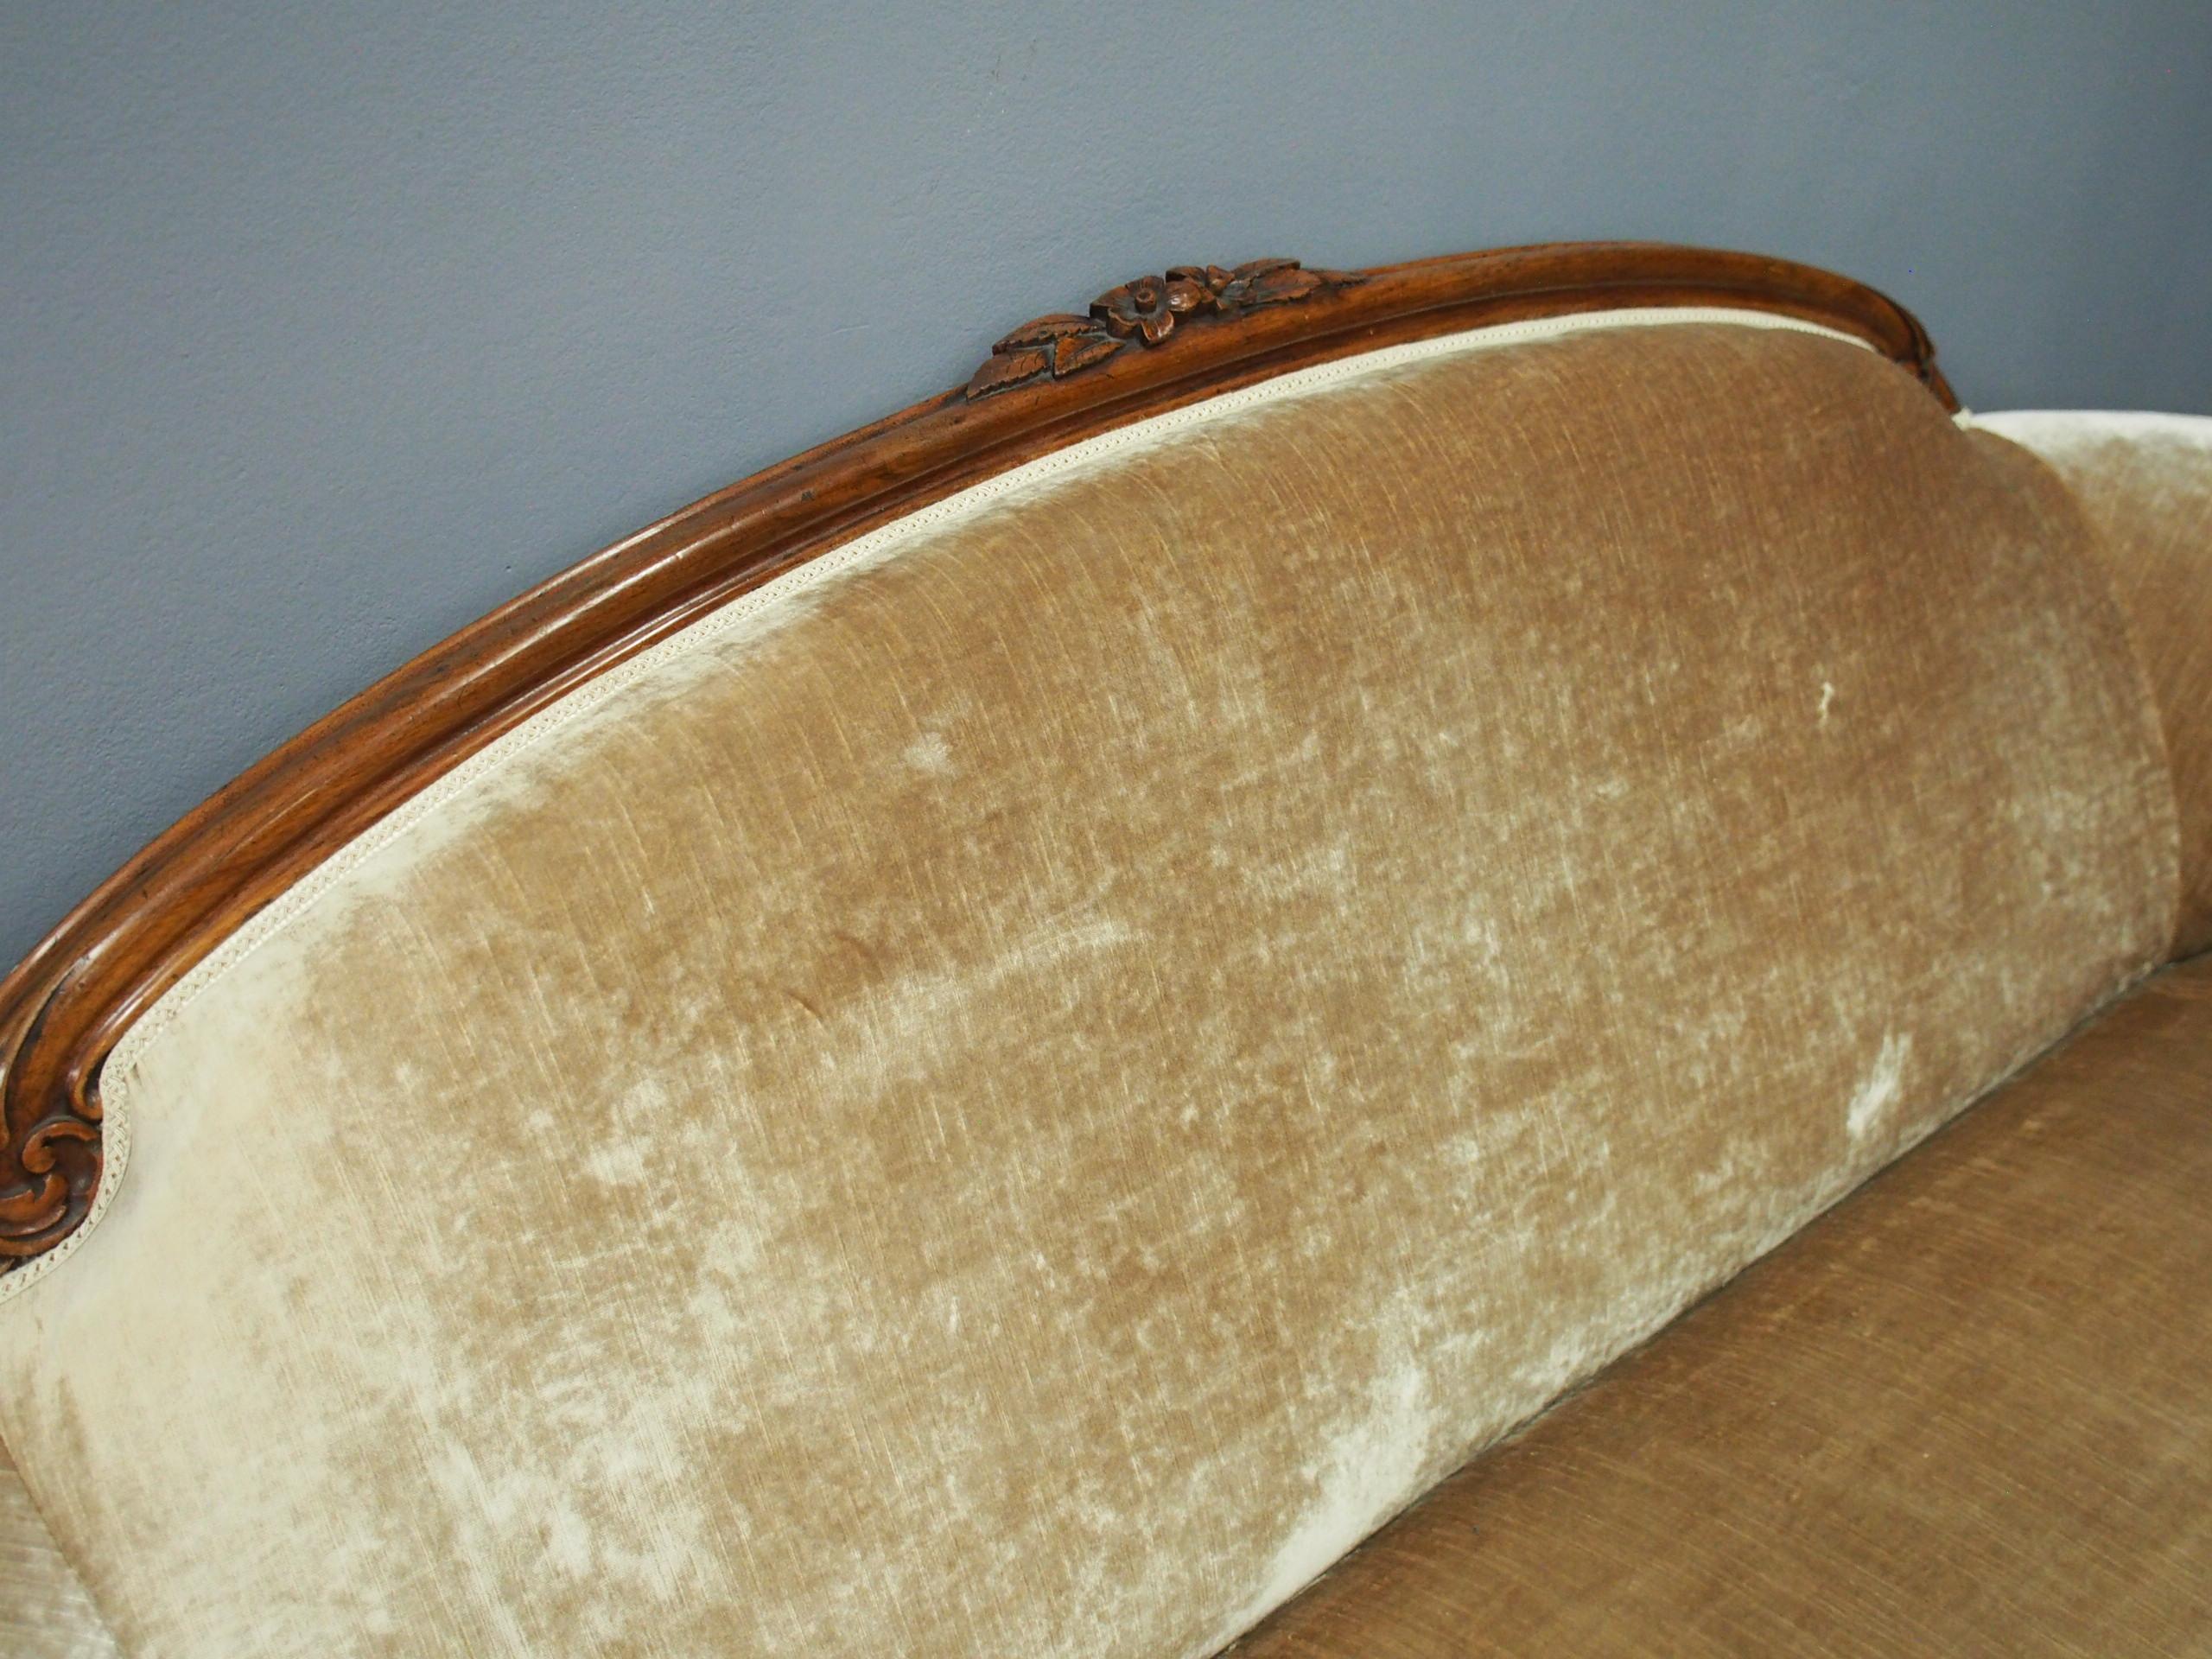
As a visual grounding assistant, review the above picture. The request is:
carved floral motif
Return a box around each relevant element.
[966,258,1363,399]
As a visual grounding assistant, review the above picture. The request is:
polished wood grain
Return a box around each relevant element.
[0,241,1955,1271]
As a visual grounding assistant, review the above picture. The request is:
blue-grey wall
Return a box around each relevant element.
[5,3,2210,967]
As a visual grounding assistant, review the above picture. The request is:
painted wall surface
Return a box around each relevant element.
[3,3,2209,966]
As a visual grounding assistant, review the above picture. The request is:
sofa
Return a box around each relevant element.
[2,241,2207,1656]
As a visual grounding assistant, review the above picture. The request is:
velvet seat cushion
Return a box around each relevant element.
[1230,952,2212,1657]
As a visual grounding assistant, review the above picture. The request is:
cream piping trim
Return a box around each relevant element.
[1965,409,2212,445]
[0,303,1873,1306]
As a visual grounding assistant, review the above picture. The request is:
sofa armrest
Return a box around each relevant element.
[1976,411,2212,959]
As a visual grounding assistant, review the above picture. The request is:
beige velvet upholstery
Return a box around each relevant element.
[0,1437,116,1659]
[1972,411,2212,958]
[0,318,2179,1657]
[1231,954,2212,1657]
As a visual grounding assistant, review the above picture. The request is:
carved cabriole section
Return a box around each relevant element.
[966,259,1364,398]
[0,242,1956,1279]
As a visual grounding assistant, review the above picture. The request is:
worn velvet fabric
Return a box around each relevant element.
[1231,954,2212,1657]
[0,1436,116,1659]
[0,320,2179,1658]
[1974,411,2212,959]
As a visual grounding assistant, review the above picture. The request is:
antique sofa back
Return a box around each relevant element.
[0,249,2188,1659]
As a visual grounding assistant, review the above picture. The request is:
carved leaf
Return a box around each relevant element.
[1243,265,1325,306]
[967,347,1053,399]
[1052,334,1120,377]
[993,314,1104,352]
[969,312,1125,399]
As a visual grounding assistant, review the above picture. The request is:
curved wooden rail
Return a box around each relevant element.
[0,240,1952,1272]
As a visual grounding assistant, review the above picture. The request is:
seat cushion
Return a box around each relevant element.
[1230,953,2212,1657]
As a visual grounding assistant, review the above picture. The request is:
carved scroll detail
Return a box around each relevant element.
[0,1070,103,1262]
[966,258,1363,399]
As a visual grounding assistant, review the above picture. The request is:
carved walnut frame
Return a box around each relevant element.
[0,241,1954,1273]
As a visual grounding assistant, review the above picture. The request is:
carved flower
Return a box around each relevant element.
[1090,271,1211,346]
